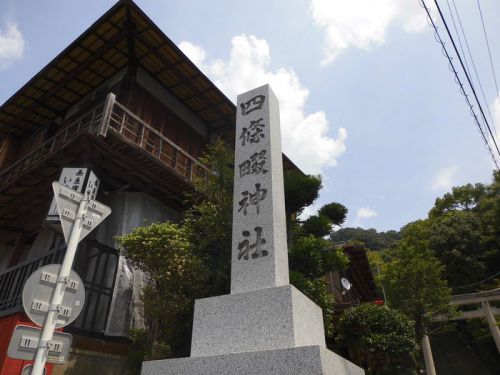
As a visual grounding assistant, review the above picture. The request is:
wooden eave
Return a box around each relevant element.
[0,132,195,230]
[0,0,235,140]
[0,0,301,175]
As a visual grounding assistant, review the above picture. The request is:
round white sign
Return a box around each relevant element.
[22,264,85,328]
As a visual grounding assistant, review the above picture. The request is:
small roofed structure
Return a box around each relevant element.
[325,243,379,317]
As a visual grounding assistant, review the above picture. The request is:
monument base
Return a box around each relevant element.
[191,285,326,356]
[141,345,364,375]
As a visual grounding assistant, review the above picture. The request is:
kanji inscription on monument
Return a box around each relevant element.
[231,84,289,294]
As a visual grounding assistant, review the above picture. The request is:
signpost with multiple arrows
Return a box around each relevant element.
[7,181,111,375]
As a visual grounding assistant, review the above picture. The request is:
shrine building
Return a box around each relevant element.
[0,1,374,374]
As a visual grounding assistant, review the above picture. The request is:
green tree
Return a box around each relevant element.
[330,227,401,251]
[427,172,500,287]
[428,211,486,287]
[336,304,416,375]
[183,140,234,295]
[283,171,350,341]
[319,202,348,226]
[284,171,322,245]
[302,214,332,237]
[117,222,209,366]
[284,171,322,216]
[429,183,487,217]
[380,238,452,342]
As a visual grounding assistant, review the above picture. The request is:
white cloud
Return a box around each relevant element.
[299,202,321,221]
[178,41,205,66]
[356,207,378,220]
[0,23,24,70]
[310,0,431,65]
[432,166,459,191]
[179,36,347,174]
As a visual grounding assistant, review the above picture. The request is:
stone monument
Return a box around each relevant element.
[142,85,364,375]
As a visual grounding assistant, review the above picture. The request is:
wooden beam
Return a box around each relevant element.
[14,28,129,126]
[134,32,233,129]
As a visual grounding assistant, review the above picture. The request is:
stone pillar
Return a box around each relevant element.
[482,301,500,353]
[422,335,436,375]
[141,84,364,375]
[231,85,289,294]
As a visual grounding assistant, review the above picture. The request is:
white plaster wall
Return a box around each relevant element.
[101,191,181,337]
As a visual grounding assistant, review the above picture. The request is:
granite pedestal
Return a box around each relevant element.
[191,285,325,357]
[142,345,364,375]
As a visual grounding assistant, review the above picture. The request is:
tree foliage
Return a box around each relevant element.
[283,171,349,340]
[319,202,348,226]
[331,172,499,371]
[380,241,452,342]
[330,227,401,251]
[397,172,500,290]
[429,183,487,217]
[284,171,322,215]
[117,222,209,363]
[183,140,235,295]
[302,214,332,237]
[336,304,416,375]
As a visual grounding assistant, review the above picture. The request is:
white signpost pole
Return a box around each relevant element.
[31,199,86,375]
[29,182,111,375]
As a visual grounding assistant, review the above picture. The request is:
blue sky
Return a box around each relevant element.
[1,0,499,231]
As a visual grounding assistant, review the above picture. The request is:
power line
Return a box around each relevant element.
[433,0,500,158]
[448,0,496,131]
[420,0,499,169]
[445,0,472,85]
[476,0,500,97]
[453,270,500,291]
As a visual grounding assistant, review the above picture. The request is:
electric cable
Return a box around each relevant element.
[453,270,500,291]
[445,0,472,86]
[434,0,500,158]
[476,0,500,97]
[452,0,497,136]
[420,0,499,169]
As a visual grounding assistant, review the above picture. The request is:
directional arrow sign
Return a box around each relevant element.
[52,183,83,243]
[52,182,111,244]
[79,199,112,242]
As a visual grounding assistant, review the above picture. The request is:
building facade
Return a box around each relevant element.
[0,1,297,373]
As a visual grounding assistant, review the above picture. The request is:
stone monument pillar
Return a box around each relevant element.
[141,85,364,375]
[230,86,289,294]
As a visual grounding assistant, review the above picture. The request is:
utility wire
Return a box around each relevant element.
[453,270,500,291]
[420,0,499,169]
[448,0,496,131]
[434,0,500,157]
[445,0,472,86]
[476,0,500,97]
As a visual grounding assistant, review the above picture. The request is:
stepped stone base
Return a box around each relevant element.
[141,345,364,375]
[191,285,325,357]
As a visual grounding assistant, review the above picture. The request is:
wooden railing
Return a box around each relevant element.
[0,244,66,317]
[0,239,120,335]
[0,103,105,190]
[103,93,209,183]
[0,93,210,190]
